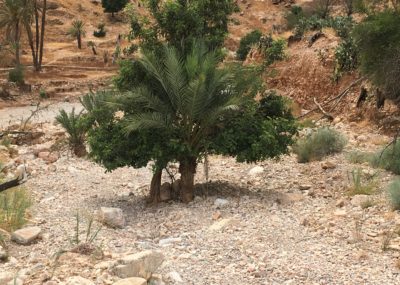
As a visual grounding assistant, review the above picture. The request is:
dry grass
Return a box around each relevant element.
[0,187,32,232]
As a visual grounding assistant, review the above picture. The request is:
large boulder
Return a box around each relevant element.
[11,227,41,245]
[113,250,164,280]
[98,207,126,228]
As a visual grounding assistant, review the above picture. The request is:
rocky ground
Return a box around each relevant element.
[0,107,400,285]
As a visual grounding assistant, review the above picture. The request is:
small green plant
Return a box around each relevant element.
[347,168,376,196]
[0,187,32,232]
[388,178,400,210]
[93,23,106,38]
[293,127,346,163]
[285,5,304,29]
[56,108,92,157]
[8,65,24,85]
[39,89,47,99]
[236,30,262,61]
[371,140,400,174]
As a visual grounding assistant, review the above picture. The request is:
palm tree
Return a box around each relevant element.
[0,0,26,65]
[124,43,249,202]
[68,19,86,49]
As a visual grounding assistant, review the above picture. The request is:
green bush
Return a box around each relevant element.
[293,127,347,163]
[372,140,400,174]
[264,39,286,65]
[329,16,354,39]
[334,37,358,81]
[0,187,32,232]
[8,65,24,85]
[388,178,400,210]
[56,108,92,157]
[346,150,374,164]
[93,23,106,38]
[236,30,262,61]
[285,6,305,29]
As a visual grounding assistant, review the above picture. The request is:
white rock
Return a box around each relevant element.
[248,166,264,176]
[113,250,164,279]
[158,237,182,246]
[65,276,95,285]
[209,218,233,231]
[165,271,183,283]
[214,198,229,208]
[112,277,147,285]
[98,207,126,228]
[0,272,14,284]
[11,226,41,245]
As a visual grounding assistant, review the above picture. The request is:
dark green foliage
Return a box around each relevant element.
[388,178,400,210]
[114,59,153,91]
[264,39,286,65]
[56,108,91,156]
[329,16,354,39]
[371,140,400,174]
[293,127,347,163]
[93,23,106,38]
[8,65,24,85]
[334,37,358,80]
[285,6,304,30]
[212,91,297,162]
[353,10,400,101]
[236,30,262,61]
[101,0,128,16]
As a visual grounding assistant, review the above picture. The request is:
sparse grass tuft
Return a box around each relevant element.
[371,140,400,175]
[0,187,32,232]
[388,178,400,210]
[293,127,347,163]
[346,150,374,164]
[347,168,376,196]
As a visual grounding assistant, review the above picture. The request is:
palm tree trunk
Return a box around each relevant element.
[179,157,197,203]
[26,24,38,70]
[38,0,46,70]
[15,21,20,66]
[77,34,82,49]
[148,169,162,204]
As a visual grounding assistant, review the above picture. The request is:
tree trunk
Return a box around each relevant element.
[148,169,162,204]
[38,0,46,70]
[179,157,197,203]
[26,24,38,70]
[92,47,97,55]
[77,34,82,49]
[15,22,20,66]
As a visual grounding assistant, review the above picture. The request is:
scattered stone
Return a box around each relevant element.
[165,271,183,283]
[336,199,345,208]
[11,226,41,245]
[148,274,165,285]
[248,166,264,176]
[37,151,59,163]
[299,184,311,190]
[65,276,95,285]
[0,246,8,261]
[321,161,336,170]
[214,198,229,208]
[113,250,164,279]
[98,207,126,229]
[351,195,371,207]
[113,277,147,285]
[334,209,347,217]
[159,237,182,247]
[209,218,232,231]
[212,211,222,220]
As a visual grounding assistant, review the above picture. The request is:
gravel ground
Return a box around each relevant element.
[1,115,400,285]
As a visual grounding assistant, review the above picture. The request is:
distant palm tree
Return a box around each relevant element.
[68,19,86,49]
[0,0,30,65]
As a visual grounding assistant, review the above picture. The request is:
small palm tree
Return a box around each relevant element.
[124,43,248,202]
[56,108,91,157]
[0,0,32,65]
[68,20,86,49]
